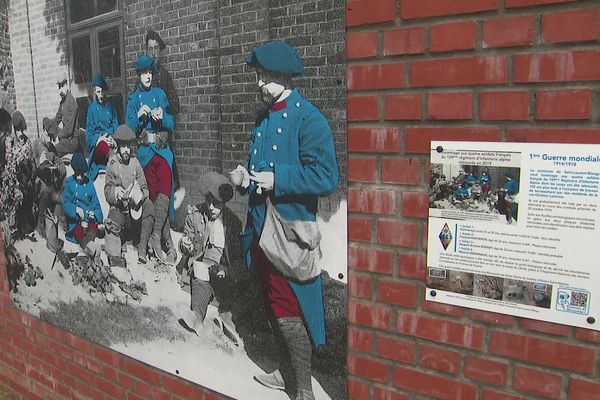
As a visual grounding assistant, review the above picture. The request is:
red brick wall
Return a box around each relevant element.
[347,0,600,399]
[2,1,600,400]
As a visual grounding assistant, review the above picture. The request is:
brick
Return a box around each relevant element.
[506,0,576,8]
[422,299,465,317]
[536,89,591,120]
[348,157,377,182]
[348,63,405,91]
[405,127,501,154]
[384,94,421,121]
[411,56,507,87]
[568,378,600,400]
[348,378,370,400]
[513,366,562,399]
[399,252,426,280]
[483,16,534,48]
[348,274,373,300]
[381,158,420,184]
[507,128,600,144]
[348,245,395,275]
[397,312,485,349]
[349,301,392,330]
[519,319,570,336]
[575,328,600,344]
[346,0,396,27]
[489,330,596,373]
[96,377,127,399]
[348,95,378,121]
[542,9,599,44]
[468,309,515,326]
[377,336,416,364]
[419,345,461,375]
[393,366,477,400]
[401,192,429,218]
[347,31,378,59]
[125,359,161,386]
[401,0,498,19]
[383,27,425,56]
[348,217,372,242]
[348,354,389,383]
[427,92,472,120]
[348,127,401,153]
[464,356,508,385]
[349,188,396,215]
[430,22,476,52]
[515,51,600,82]
[348,327,375,353]
[373,386,410,400]
[378,280,418,307]
[482,388,528,400]
[480,91,529,121]
[377,220,418,248]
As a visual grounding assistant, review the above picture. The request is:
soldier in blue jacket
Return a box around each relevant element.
[232,40,339,400]
[86,73,119,182]
[125,55,176,264]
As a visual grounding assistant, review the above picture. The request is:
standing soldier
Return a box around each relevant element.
[232,41,339,400]
[104,125,152,267]
[125,55,176,264]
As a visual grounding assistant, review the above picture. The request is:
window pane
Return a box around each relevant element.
[70,0,94,23]
[97,0,118,15]
[72,35,92,84]
[98,26,121,79]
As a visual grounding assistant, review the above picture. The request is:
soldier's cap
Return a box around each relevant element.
[91,73,108,90]
[56,78,68,87]
[42,117,58,136]
[113,125,136,143]
[200,171,234,204]
[146,30,166,50]
[247,40,304,76]
[71,152,88,175]
[135,55,157,74]
[12,111,26,132]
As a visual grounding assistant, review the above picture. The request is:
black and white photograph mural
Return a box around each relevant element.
[0,1,347,399]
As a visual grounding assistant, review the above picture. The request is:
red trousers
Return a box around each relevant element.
[251,239,302,319]
[71,223,100,247]
[144,155,172,201]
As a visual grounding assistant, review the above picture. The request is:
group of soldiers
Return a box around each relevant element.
[2,35,339,400]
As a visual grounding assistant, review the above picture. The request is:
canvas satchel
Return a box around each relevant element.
[259,196,322,282]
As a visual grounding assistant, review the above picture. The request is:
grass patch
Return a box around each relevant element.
[39,299,184,346]
[0,386,25,400]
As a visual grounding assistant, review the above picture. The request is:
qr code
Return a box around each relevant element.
[570,291,589,308]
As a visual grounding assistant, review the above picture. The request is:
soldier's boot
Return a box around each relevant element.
[175,254,190,287]
[162,218,177,264]
[148,194,169,263]
[278,317,314,400]
[254,320,288,392]
[138,213,153,264]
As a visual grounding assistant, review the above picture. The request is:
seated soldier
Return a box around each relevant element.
[177,172,240,344]
[104,125,153,267]
[62,152,104,266]
[52,77,82,158]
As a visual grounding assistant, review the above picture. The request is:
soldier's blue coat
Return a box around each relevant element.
[125,84,176,221]
[62,176,104,243]
[241,89,339,347]
[85,98,119,181]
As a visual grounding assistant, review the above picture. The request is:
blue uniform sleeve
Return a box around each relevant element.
[126,92,141,133]
[274,110,339,197]
[158,88,175,132]
[109,103,119,134]
[62,179,78,221]
[89,185,104,224]
[85,105,99,149]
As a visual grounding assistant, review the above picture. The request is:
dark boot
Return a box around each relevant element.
[162,218,177,263]
[277,317,314,400]
[138,213,153,263]
[149,194,169,263]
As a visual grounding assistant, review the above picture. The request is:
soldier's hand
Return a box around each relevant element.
[151,107,163,121]
[76,207,84,220]
[138,105,151,120]
[230,165,250,188]
[250,171,274,193]
[114,186,126,200]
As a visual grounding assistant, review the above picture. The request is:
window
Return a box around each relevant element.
[66,1,124,126]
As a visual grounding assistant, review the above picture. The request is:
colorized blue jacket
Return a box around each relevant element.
[479,173,491,188]
[85,98,119,181]
[242,89,339,347]
[125,84,175,221]
[504,179,519,195]
[455,186,470,201]
[62,176,104,243]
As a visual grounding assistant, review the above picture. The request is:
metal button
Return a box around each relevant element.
[272,145,278,151]
[251,165,255,170]
[253,149,257,154]
[277,128,282,133]
[283,112,288,118]
[295,102,300,108]
[257,132,261,137]
[269,162,274,168]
